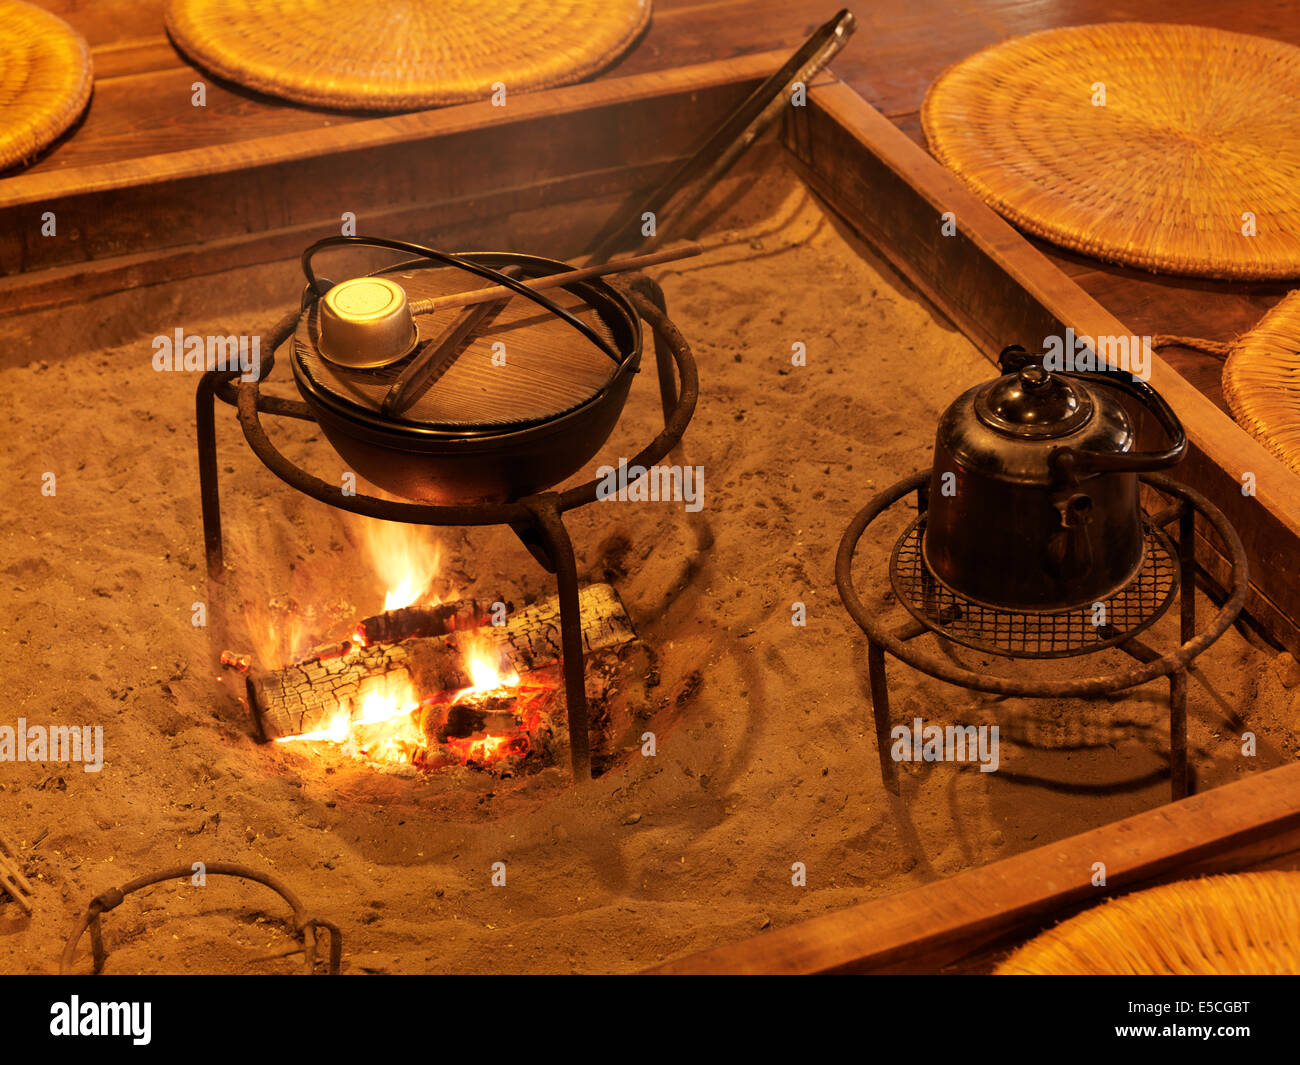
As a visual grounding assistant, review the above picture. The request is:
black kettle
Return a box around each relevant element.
[922,346,1186,612]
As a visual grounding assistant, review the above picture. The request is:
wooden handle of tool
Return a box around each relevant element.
[406,242,702,316]
[382,265,525,419]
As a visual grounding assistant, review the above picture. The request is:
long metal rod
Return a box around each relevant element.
[585,9,857,261]
[406,243,700,316]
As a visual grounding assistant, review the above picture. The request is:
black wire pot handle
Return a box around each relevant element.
[301,235,622,363]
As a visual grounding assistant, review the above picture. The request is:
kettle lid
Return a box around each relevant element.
[974,365,1093,438]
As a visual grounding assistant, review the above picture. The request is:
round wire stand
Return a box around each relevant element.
[836,469,1249,800]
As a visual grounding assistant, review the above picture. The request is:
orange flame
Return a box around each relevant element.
[275,671,424,764]
[356,518,444,612]
[257,522,549,773]
[244,603,309,674]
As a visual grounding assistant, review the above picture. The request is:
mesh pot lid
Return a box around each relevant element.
[293,264,627,432]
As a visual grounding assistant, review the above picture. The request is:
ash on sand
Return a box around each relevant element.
[0,145,1294,973]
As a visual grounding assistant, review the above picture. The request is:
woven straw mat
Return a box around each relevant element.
[1223,289,1300,476]
[0,1,92,170]
[165,0,651,111]
[922,23,1300,280]
[996,872,1300,975]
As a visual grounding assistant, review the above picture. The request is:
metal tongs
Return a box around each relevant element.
[584,8,857,261]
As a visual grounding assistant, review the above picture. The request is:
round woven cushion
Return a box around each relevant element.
[923,23,1300,280]
[0,1,92,170]
[1223,290,1300,476]
[996,872,1300,975]
[165,0,651,112]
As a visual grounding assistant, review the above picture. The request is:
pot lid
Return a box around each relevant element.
[293,263,625,431]
[974,365,1094,438]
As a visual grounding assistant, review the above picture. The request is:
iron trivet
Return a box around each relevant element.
[838,469,1248,800]
[195,275,696,781]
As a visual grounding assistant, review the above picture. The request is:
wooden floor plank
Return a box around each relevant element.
[26,0,1300,172]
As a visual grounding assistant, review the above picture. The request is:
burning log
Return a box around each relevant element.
[356,598,502,647]
[248,583,635,741]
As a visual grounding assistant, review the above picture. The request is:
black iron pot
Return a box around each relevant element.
[923,346,1187,612]
[291,251,642,504]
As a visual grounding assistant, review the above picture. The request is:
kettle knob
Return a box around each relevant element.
[1018,365,1050,389]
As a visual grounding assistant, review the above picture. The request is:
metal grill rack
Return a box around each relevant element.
[890,516,1180,659]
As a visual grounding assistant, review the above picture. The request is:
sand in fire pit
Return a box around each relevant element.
[1,143,1296,973]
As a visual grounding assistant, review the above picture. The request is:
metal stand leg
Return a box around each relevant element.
[529,501,592,781]
[1172,505,1196,799]
[627,275,679,423]
[197,371,228,581]
[1170,668,1189,800]
[867,641,899,795]
[1179,507,1196,643]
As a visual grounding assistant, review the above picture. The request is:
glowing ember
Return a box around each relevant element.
[272,635,551,773]
[275,672,425,764]
[446,734,513,762]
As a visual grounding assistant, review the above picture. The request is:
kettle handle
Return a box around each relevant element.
[1053,368,1187,477]
[997,346,1187,477]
